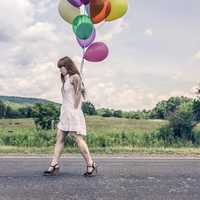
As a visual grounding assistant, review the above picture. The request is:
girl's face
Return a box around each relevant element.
[59,66,68,76]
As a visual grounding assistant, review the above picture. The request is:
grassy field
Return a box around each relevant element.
[86,116,168,134]
[0,116,167,132]
[0,118,35,129]
[0,116,200,155]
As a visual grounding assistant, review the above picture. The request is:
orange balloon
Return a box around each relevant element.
[90,0,111,24]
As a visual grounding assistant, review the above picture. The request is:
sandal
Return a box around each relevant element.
[43,163,60,176]
[83,161,98,177]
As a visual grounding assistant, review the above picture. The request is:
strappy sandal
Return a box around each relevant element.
[83,161,98,177]
[43,163,60,176]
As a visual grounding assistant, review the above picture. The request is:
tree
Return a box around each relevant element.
[27,106,33,117]
[18,106,33,118]
[192,99,200,121]
[101,108,113,117]
[113,110,122,118]
[0,100,6,118]
[82,101,97,115]
[32,103,59,130]
[5,106,13,118]
[157,85,200,144]
[152,101,168,119]
[167,102,195,141]
[192,83,200,121]
[150,96,192,119]
[130,111,141,119]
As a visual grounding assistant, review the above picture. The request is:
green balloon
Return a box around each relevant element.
[73,15,94,40]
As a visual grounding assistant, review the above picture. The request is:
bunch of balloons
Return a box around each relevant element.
[58,0,128,74]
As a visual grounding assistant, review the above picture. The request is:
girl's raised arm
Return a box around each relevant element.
[72,74,82,109]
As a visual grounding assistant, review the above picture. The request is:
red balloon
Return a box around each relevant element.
[90,0,111,24]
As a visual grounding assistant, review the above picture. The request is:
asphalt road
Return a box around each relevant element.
[0,154,200,200]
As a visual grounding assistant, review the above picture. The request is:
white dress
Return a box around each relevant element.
[57,74,87,136]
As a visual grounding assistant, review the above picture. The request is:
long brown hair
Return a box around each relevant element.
[57,56,86,100]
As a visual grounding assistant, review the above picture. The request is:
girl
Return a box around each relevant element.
[43,56,98,177]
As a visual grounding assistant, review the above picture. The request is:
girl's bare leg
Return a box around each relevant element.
[48,129,65,170]
[69,132,94,172]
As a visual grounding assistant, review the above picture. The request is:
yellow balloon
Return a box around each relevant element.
[58,0,81,24]
[105,0,128,21]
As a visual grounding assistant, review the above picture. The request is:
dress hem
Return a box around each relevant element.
[57,124,86,136]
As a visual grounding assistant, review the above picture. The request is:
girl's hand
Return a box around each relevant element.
[74,102,79,109]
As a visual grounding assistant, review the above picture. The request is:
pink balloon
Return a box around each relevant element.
[84,42,109,62]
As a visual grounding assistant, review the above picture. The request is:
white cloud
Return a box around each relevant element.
[0,0,34,41]
[97,18,129,42]
[20,22,58,43]
[193,51,200,60]
[85,79,159,110]
[144,28,153,36]
[190,83,200,97]
[0,61,61,102]
[0,0,65,103]
[32,0,54,14]
[171,71,183,80]
[73,55,82,65]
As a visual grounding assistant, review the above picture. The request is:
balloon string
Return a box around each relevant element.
[80,47,85,91]
[83,5,86,15]
[80,48,85,76]
[80,5,86,79]
[80,47,87,99]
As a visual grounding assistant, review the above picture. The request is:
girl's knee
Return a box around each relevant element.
[56,130,65,143]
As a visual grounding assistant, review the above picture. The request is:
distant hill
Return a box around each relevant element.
[0,96,61,110]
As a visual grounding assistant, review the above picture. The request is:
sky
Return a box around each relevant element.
[0,0,200,111]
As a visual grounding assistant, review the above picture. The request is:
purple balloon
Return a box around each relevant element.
[81,0,90,5]
[84,42,109,62]
[67,0,82,7]
[77,28,96,48]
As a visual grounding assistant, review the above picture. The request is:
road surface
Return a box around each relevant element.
[0,154,200,200]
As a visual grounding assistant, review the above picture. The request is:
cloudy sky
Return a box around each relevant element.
[0,0,200,111]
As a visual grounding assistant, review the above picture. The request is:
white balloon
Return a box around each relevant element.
[58,0,81,24]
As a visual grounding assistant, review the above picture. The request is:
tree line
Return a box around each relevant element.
[1,86,200,145]
[0,96,199,121]
[0,103,33,119]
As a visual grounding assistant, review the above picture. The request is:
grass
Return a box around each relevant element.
[0,116,200,155]
[0,116,168,133]
[85,115,168,135]
[0,146,200,156]
[0,118,35,128]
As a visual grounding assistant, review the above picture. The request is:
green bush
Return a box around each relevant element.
[168,102,195,142]
[32,103,59,130]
